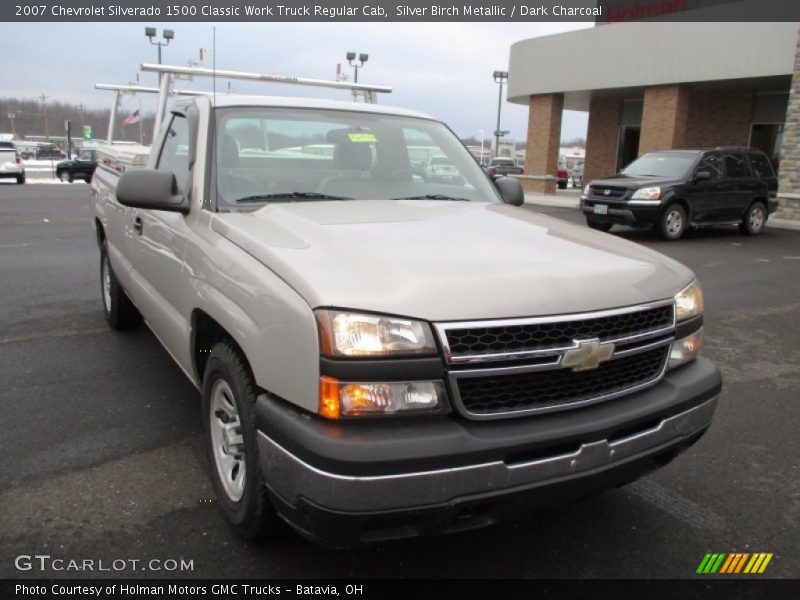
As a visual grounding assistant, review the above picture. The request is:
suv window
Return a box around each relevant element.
[722,152,750,178]
[695,153,724,181]
[748,152,775,179]
[156,114,190,191]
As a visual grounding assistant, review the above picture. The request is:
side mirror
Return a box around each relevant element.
[117,169,189,214]
[694,171,711,182]
[493,175,524,207]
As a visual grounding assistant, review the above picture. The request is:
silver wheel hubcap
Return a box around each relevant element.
[666,210,683,236]
[210,379,246,502]
[102,256,112,311]
[61,172,70,182]
[749,207,764,231]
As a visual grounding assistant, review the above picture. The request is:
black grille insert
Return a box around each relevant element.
[455,346,669,416]
[590,186,627,197]
[446,304,673,359]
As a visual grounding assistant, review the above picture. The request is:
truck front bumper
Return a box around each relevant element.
[255,357,721,547]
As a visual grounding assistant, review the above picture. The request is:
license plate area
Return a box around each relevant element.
[593,204,609,215]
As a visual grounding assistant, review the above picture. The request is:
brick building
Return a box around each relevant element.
[507,22,800,221]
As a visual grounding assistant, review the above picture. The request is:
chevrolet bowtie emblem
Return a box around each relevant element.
[561,338,615,371]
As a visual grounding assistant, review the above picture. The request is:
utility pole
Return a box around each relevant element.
[7,113,16,138]
[39,93,50,140]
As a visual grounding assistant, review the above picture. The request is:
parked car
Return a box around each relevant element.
[14,141,39,160]
[571,162,584,187]
[0,141,25,184]
[487,157,524,176]
[56,149,97,183]
[424,155,465,184]
[580,148,778,240]
[557,164,569,189]
[93,95,720,547]
[35,143,67,160]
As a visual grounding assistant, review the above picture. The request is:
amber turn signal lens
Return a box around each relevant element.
[319,376,341,419]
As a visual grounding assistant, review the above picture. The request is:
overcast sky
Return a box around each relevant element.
[0,22,591,142]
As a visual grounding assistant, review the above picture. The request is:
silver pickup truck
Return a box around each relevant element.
[91,95,721,547]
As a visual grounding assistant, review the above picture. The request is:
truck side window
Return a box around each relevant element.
[156,115,190,192]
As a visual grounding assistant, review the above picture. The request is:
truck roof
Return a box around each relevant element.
[203,94,436,121]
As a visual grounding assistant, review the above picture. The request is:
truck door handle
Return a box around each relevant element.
[133,216,143,235]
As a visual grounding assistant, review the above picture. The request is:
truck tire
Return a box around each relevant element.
[100,242,141,330]
[60,171,73,183]
[203,340,278,540]
[739,201,766,236]
[658,203,686,241]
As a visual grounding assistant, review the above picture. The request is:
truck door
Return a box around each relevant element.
[124,112,194,370]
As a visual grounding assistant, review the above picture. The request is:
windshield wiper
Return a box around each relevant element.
[234,192,353,203]
[390,194,469,201]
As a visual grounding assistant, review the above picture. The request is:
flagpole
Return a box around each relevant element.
[138,97,143,144]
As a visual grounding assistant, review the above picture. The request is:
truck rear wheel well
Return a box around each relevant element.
[192,310,251,384]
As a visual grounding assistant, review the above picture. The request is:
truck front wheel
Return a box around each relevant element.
[203,341,278,540]
[100,242,141,330]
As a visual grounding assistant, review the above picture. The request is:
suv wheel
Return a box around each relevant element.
[658,204,686,241]
[16,174,25,185]
[203,341,278,540]
[100,242,141,330]
[60,171,73,183]
[586,218,612,232]
[740,201,766,236]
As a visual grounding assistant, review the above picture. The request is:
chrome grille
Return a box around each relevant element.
[435,301,676,420]
[454,345,669,417]
[438,302,674,364]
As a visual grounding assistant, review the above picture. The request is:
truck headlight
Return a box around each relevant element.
[320,377,445,418]
[669,280,704,370]
[632,186,661,200]
[315,310,437,357]
[582,184,591,196]
[674,280,703,321]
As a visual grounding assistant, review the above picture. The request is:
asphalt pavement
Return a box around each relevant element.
[1,184,798,579]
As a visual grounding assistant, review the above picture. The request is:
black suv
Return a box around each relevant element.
[56,150,97,183]
[580,148,778,240]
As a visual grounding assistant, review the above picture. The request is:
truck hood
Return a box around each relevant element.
[211,200,693,321]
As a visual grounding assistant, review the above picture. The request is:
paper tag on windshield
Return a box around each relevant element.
[348,133,376,143]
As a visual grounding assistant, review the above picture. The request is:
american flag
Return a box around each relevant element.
[122,110,141,126]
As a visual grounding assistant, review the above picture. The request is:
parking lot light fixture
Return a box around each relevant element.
[146,26,174,67]
[347,52,369,83]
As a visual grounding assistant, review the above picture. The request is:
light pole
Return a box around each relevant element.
[146,27,174,68]
[493,70,508,158]
[346,52,369,83]
[478,129,485,165]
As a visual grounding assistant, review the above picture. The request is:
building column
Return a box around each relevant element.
[584,95,622,185]
[639,85,689,155]
[776,28,800,221]
[521,93,563,195]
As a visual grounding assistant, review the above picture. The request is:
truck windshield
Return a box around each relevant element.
[213,107,499,208]
[620,152,696,179]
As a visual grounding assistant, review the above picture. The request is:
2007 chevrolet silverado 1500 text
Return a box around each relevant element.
[91,95,721,547]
